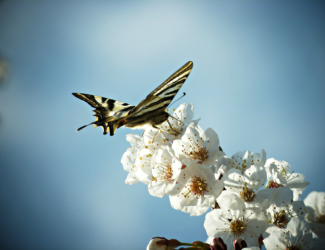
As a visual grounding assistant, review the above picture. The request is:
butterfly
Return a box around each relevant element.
[72,61,193,136]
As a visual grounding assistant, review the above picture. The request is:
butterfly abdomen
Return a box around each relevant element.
[124,110,169,129]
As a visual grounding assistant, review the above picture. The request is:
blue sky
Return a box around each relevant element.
[0,1,324,249]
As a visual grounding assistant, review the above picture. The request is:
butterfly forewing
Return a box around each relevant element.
[129,61,193,116]
[73,61,193,136]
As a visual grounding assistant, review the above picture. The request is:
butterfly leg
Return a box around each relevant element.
[141,127,160,143]
[167,119,179,134]
[151,126,160,143]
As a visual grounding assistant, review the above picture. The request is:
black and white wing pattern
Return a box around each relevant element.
[73,61,193,136]
[72,93,134,132]
[129,61,193,116]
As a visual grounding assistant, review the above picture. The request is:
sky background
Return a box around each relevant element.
[0,1,324,250]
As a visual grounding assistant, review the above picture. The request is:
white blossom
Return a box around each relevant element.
[129,129,170,184]
[263,218,322,250]
[265,158,309,200]
[121,134,144,185]
[142,127,170,148]
[134,145,156,184]
[172,122,224,167]
[169,165,223,216]
[204,195,267,250]
[222,164,267,207]
[160,103,199,141]
[304,191,325,238]
[262,187,307,240]
[213,149,266,175]
[148,146,183,198]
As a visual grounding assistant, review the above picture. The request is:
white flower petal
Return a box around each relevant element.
[126,134,142,147]
[169,165,223,216]
[270,187,293,207]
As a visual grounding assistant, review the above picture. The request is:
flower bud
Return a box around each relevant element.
[168,239,181,248]
[210,237,227,250]
[233,239,247,250]
[146,237,181,250]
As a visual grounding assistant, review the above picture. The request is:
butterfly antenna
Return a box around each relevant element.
[167,119,179,134]
[167,92,186,109]
[76,122,93,132]
[152,127,160,143]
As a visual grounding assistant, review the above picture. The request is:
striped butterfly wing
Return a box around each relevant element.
[72,93,134,134]
[128,61,193,119]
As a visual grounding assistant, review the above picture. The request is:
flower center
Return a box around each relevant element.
[189,146,209,164]
[265,179,284,189]
[168,123,182,136]
[185,176,208,198]
[240,160,248,174]
[286,244,302,250]
[273,210,289,228]
[239,183,255,202]
[280,168,288,177]
[270,182,280,188]
[229,218,247,237]
[161,118,182,136]
[154,163,173,183]
[316,214,325,224]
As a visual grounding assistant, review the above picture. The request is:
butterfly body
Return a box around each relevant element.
[73,61,193,136]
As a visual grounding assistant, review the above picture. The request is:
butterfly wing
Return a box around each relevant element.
[72,93,134,134]
[128,61,193,117]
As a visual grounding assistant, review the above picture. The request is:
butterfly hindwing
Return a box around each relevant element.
[73,61,193,136]
[72,93,134,113]
[72,93,134,134]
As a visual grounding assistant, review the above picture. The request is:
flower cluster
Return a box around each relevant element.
[121,103,224,216]
[120,103,324,250]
